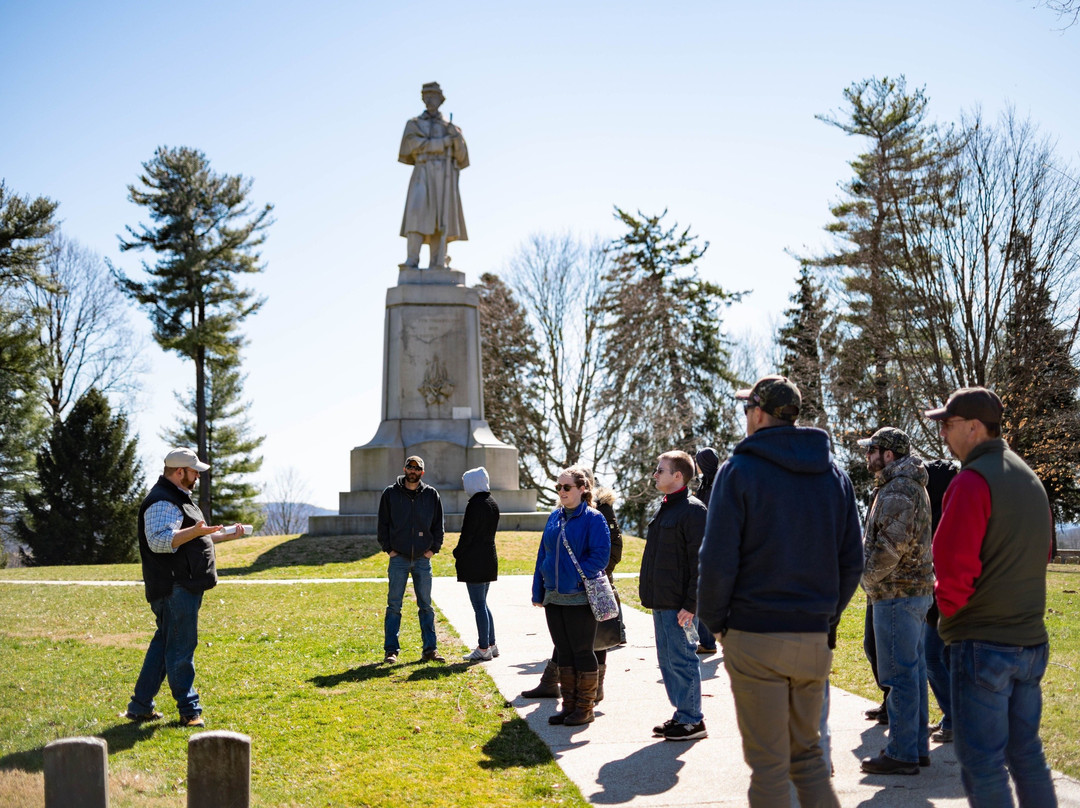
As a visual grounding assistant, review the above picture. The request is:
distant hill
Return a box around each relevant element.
[259,502,337,535]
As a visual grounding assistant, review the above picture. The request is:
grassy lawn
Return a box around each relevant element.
[1,531,1077,806]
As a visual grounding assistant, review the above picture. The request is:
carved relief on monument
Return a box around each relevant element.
[419,355,455,405]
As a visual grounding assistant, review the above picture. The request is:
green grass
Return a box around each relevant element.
[2,533,1078,806]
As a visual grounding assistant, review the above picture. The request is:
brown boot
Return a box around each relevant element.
[594,663,606,704]
[548,667,577,725]
[564,670,599,726]
[521,659,560,699]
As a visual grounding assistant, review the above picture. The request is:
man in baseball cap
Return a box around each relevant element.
[926,387,1057,804]
[123,447,246,728]
[734,374,802,422]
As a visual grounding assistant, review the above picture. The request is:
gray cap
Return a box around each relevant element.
[164,447,209,472]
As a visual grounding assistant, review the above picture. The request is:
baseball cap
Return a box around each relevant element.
[164,447,210,472]
[405,455,425,470]
[735,375,801,421]
[924,387,1003,425]
[857,426,911,456]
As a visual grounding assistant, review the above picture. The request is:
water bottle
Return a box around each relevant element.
[683,617,699,646]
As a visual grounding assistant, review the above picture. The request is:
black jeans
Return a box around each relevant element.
[545,603,598,672]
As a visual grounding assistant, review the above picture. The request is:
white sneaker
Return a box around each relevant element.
[490,644,500,658]
[464,647,493,661]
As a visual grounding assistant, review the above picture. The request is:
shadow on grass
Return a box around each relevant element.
[0,720,163,773]
[309,662,396,688]
[218,534,383,577]
[479,716,555,770]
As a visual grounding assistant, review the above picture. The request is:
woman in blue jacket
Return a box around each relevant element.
[531,465,610,726]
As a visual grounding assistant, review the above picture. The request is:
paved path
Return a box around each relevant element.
[432,574,1080,807]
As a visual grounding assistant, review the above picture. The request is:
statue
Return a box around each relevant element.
[399,82,469,269]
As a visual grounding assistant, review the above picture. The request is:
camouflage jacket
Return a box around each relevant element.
[861,454,935,603]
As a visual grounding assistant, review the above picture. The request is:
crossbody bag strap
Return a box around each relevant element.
[559,513,588,582]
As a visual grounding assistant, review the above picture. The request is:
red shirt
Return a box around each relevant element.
[932,470,991,618]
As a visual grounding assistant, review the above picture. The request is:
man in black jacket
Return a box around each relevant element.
[123,447,246,728]
[379,455,445,663]
[641,450,709,741]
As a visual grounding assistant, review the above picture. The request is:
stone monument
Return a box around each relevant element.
[308,83,544,534]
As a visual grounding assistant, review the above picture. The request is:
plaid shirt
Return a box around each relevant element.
[143,500,183,554]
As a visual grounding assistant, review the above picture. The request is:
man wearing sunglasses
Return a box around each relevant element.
[378,455,446,664]
[927,388,1057,806]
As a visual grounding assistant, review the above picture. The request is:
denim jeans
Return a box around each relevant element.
[652,610,703,725]
[924,619,951,730]
[128,585,204,718]
[950,640,1057,808]
[820,678,832,772]
[465,582,495,647]
[695,616,716,650]
[872,595,931,763]
[384,555,436,654]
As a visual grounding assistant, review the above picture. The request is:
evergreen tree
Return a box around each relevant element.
[995,235,1080,521]
[114,146,272,522]
[17,388,144,565]
[603,208,740,533]
[164,351,265,528]
[476,272,547,493]
[777,262,833,433]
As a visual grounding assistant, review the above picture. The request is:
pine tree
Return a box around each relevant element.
[603,208,740,533]
[164,352,265,528]
[777,263,833,433]
[17,388,144,565]
[476,272,546,493]
[995,235,1080,521]
[114,146,272,522]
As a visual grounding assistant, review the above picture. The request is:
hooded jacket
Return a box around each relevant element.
[454,467,500,582]
[377,477,444,558]
[697,425,863,635]
[531,502,611,604]
[861,454,934,603]
[594,486,622,576]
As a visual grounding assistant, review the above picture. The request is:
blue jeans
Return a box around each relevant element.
[652,610,703,724]
[820,678,832,772]
[465,582,495,647]
[128,585,204,717]
[695,616,716,650]
[950,640,1057,808]
[924,619,951,730]
[872,595,931,763]
[384,555,436,654]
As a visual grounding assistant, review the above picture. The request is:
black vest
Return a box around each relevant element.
[138,476,218,602]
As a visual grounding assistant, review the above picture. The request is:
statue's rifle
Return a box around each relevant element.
[439,112,454,268]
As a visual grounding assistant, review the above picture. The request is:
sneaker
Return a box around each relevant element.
[464,647,493,661]
[652,718,677,737]
[490,644,500,658]
[695,644,716,655]
[860,753,919,775]
[663,720,708,741]
[421,649,446,663]
[178,715,205,728]
[932,728,953,743]
[384,652,398,664]
[119,710,163,722]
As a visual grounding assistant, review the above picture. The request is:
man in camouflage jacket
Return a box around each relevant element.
[857,427,935,776]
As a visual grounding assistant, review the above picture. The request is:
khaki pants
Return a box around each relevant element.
[722,629,838,808]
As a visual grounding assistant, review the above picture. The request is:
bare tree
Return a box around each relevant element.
[23,231,145,421]
[506,233,616,506]
[1040,1,1080,28]
[262,466,313,535]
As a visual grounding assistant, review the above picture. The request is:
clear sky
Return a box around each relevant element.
[2,0,1077,510]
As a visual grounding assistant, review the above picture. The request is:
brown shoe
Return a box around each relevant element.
[421,649,446,663]
[179,715,205,728]
[521,659,561,699]
[119,710,163,722]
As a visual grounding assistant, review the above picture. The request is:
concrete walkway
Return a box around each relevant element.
[432,574,1080,807]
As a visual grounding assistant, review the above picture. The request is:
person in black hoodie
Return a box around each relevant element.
[698,375,862,807]
[454,466,500,661]
[692,447,720,655]
[122,447,247,728]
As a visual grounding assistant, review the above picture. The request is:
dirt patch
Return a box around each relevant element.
[0,768,43,808]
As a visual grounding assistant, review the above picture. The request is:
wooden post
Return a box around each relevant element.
[44,736,108,808]
[187,730,251,808]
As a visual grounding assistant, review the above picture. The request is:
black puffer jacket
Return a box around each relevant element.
[639,487,707,612]
[454,492,500,582]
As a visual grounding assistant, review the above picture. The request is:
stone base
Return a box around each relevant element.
[307,510,550,535]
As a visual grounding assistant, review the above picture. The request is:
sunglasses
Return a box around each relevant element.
[554,483,577,492]
[405,464,422,471]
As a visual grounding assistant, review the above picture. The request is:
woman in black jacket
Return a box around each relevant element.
[454,467,500,661]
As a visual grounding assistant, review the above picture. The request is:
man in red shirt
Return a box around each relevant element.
[926,387,1057,807]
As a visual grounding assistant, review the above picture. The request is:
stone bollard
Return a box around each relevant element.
[187,730,251,808]
[44,736,109,808]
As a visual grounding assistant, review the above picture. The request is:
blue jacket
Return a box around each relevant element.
[697,425,863,635]
[531,502,611,603]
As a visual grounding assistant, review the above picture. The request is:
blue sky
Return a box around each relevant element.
[2,0,1077,509]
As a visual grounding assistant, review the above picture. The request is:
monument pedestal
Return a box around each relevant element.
[308,268,547,535]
